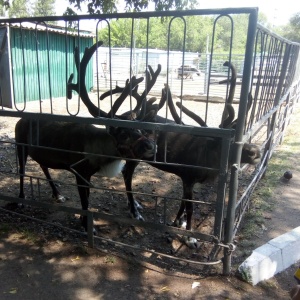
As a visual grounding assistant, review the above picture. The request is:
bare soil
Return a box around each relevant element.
[0,98,299,299]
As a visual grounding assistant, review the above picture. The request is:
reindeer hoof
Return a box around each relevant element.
[172,218,187,229]
[135,213,145,221]
[134,200,143,210]
[183,236,200,249]
[137,214,145,221]
[130,211,145,221]
[53,194,66,203]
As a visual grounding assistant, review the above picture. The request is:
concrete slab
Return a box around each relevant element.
[238,226,300,285]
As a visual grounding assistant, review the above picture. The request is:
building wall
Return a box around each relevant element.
[9,27,94,104]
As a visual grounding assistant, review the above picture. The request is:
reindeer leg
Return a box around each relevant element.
[122,160,144,221]
[40,166,66,203]
[17,144,27,200]
[9,144,29,209]
[172,200,186,228]
[174,181,198,249]
[75,174,93,232]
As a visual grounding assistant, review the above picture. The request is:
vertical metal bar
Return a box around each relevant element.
[213,135,231,238]
[37,178,41,200]
[30,176,34,199]
[34,26,42,112]
[87,210,94,248]
[262,43,291,175]
[44,24,53,114]
[154,196,158,222]
[163,197,167,225]
[223,9,258,275]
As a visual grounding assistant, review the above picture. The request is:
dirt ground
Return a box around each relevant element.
[0,98,300,299]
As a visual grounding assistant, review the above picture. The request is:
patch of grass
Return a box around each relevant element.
[238,105,300,245]
[20,228,40,244]
[0,223,11,235]
[104,255,116,264]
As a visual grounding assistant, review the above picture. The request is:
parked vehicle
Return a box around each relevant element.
[177,65,201,80]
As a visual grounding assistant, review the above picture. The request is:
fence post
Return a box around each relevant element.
[223,9,258,275]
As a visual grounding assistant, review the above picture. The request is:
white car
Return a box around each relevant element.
[177,65,201,80]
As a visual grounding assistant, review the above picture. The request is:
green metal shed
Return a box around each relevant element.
[0,22,94,108]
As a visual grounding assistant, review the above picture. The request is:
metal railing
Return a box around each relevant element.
[0,8,299,275]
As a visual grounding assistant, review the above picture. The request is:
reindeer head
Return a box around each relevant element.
[240,143,261,165]
[108,126,156,160]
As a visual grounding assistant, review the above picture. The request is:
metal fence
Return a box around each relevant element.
[0,8,300,275]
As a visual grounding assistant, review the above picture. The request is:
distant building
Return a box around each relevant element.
[0,22,94,108]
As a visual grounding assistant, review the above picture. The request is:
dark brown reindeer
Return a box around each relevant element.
[15,42,157,231]
[82,63,163,220]
[120,64,261,247]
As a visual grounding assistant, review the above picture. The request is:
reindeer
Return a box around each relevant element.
[15,41,157,231]
[119,62,261,247]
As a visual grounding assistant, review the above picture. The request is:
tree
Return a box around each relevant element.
[32,0,56,17]
[8,0,29,18]
[97,15,251,53]
[1,0,55,18]
[66,0,198,15]
[0,0,9,16]
[280,12,300,42]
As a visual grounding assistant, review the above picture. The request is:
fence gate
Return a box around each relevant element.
[0,8,300,275]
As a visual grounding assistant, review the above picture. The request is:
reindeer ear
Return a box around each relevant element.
[127,112,137,120]
[142,109,158,122]
[106,126,117,136]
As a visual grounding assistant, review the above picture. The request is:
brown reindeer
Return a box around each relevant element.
[120,63,261,247]
[15,42,157,231]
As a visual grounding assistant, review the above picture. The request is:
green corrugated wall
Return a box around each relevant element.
[10,27,94,103]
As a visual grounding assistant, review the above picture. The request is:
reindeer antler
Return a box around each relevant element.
[157,84,208,127]
[67,41,144,119]
[219,61,237,127]
[135,65,161,118]
[67,41,107,117]
[175,102,208,127]
[98,64,161,120]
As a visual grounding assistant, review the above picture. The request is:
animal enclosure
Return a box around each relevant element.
[0,8,300,275]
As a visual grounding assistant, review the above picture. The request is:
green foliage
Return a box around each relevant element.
[32,0,56,17]
[98,14,250,53]
[67,0,198,15]
[2,0,55,18]
[8,0,29,18]
[280,12,300,42]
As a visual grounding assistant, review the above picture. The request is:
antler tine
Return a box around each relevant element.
[222,61,237,106]
[145,97,157,111]
[99,85,124,100]
[133,64,161,119]
[163,84,184,125]
[175,102,208,127]
[220,61,237,127]
[67,41,109,118]
[99,78,132,101]
[167,84,207,127]
[107,75,144,118]
[219,103,235,128]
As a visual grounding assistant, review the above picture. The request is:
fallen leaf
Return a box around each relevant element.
[192,282,201,289]
[161,286,170,292]
[71,256,80,262]
[9,288,17,294]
